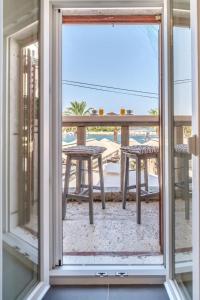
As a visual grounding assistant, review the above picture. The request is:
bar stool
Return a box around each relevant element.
[121,145,160,224]
[62,145,106,224]
[175,144,191,220]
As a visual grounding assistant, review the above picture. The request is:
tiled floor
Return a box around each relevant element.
[43,285,169,300]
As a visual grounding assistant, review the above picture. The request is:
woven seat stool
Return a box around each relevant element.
[62,145,106,224]
[175,144,192,220]
[121,145,160,224]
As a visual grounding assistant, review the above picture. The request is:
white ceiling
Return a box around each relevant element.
[3,0,39,36]
[3,0,190,36]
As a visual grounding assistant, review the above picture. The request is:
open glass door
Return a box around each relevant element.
[171,0,193,298]
[1,0,44,299]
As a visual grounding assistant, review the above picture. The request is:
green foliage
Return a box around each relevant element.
[63,101,93,116]
[88,126,120,132]
[148,108,159,116]
[183,126,192,138]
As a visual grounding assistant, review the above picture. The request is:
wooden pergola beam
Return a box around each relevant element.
[62,15,161,24]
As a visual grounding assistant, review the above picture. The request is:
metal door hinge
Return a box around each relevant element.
[188,135,198,156]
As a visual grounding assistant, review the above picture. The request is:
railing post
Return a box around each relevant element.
[76,126,86,193]
[121,126,129,191]
[174,125,183,144]
[77,126,86,145]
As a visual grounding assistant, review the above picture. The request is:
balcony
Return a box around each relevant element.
[62,114,191,264]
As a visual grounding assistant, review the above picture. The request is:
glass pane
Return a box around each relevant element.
[172,1,192,298]
[3,1,40,299]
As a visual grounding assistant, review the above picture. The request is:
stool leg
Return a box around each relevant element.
[62,156,71,220]
[88,157,94,224]
[98,155,105,209]
[136,157,141,224]
[76,160,82,194]
[156,156,160,196]
[122,154,129,209]
[144,158,149,203]
[144,158,148,191]
[183,156,190,220]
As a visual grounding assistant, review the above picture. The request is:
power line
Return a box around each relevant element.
[62,79,158,95]
[62,79,192,99]
[174,79,191,82]
[62,82,159,99]
[174,79,192,85]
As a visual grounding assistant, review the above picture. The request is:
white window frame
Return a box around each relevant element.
[0,0,50,299]
[191,0,200,298]
[164,0,200,299]
[50,0,166,282]
[0,0,3,298]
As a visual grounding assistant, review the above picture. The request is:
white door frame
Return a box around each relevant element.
[164,0,200,299]
[50,0,166,280]
[191,0,200,298]
[37,0,50,292]
[51,7,63,267]
[0,0,3,298]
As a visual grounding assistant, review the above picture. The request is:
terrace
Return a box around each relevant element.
[62,114,191,265]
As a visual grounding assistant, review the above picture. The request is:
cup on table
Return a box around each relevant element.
[126,109,133,115]
[120,108,126,115]
[99,108,104,116]
[91,109,98,115]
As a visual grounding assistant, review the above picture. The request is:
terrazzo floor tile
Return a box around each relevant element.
[63,201,160,255]
[63,199,192,265]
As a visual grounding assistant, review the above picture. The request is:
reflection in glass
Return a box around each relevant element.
[173,1,192,298]
[3,1,40,299]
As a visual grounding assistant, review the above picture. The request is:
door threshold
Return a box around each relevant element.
[63,254,163,265]
[50,265,166,285]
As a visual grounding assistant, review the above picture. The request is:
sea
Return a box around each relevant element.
[63,133,158,145]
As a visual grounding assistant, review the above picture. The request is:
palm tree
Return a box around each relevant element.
[63,101,93,116]
[148,108,159,116]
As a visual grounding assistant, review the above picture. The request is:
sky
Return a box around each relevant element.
[62,24,192,115]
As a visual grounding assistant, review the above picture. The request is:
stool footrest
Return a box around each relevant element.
[66,194,89,201]
[127,183,146,190]
[80,184,101,190]
[139,190,159,198]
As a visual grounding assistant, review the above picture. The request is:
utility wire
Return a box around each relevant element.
[62,82,159,99]
[62,79,158,95]
[62,78,192,98]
